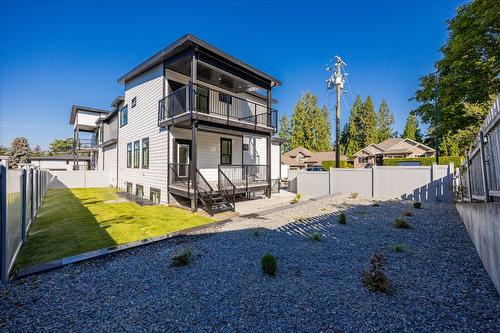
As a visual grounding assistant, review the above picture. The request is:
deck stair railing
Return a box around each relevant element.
[217,166,236,211]
[196,169,214,214]
[158,82,278,130]
[218,164,268,193]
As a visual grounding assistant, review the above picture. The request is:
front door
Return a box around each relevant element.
[175,140,191,178]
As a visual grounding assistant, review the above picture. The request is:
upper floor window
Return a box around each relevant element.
[142,138,149,169]
[220,138,232,165]
[131,97,137,108]
[127,143,132,168]
[219,93,232,105]
[134,141,140,168]
[120,105,128,126]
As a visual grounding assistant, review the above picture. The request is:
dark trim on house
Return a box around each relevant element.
[220,138,232,165]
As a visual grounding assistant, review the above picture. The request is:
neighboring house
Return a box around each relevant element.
[31,154,90,171]
[281,146,348,170]
[67,34,282,214]
[353,138,435,168]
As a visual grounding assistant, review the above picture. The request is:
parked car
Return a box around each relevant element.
[305,166,326,172]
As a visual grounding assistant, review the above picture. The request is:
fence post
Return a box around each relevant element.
[371,166,376,198]
[431,163,437,202]
[30,168,34,223]
[0,162,8,284]
[466,155,473,202]
[21,168,27,242]
[479,130,490,202]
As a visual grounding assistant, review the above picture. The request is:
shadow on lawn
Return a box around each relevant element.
[15,188,117,268]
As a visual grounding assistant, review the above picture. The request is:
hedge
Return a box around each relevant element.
[322,160,353,169]
[382,156,463,166]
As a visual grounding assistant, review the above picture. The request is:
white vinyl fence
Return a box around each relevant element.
[48,170,109,189]
[292,164,455,202]
[0,162,49,284]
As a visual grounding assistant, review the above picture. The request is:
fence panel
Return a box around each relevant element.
[296,172,330,197]
[330,169,372,197]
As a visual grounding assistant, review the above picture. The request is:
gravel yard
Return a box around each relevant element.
[1,195,499,332]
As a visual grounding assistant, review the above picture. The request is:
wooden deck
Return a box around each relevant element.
[169,181,269,198]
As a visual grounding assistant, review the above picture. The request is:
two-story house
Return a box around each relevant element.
[111,34,281,214]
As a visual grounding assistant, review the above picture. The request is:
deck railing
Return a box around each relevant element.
[158,82,278,130]
[75,138,97,150]
[218,164,268,192]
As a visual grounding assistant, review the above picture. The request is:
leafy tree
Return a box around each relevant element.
[49,138,73,155]
[278,114,291,153]
[341,95,364,156]
[376,99,395,142]
[412,0,500,153]
[7,137,31,169]
[0,145,8,156]
[32,145,44,157]
[360,96,377,146]
[402,113,423,142]
[290,92,331,151]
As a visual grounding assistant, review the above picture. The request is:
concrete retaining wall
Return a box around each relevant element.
[456,202,500,294]
[48,170,109,189]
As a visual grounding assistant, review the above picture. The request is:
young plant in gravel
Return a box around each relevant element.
[349,192,359,199]
[394,217,411,229]
[171,248,192,267]
[310,232,321,242]
[261,253,277,277]
[402,210,414,217]
[290,193,302,204]
[392,244,406,253]
[371,202,380,207]
[362,253,390,293]
[338,212,347,225]
[413,202,422,209]
[252,229,261,237]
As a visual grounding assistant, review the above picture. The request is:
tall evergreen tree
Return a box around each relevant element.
[7,137,31,169]
[342,95,364,156]
[360,96,377,146]
[290,92,331,151]
[376,99,395,142]
[278,114,291,153]
[402,113,423,142]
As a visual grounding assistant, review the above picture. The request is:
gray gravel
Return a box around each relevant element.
[1,196,499,332]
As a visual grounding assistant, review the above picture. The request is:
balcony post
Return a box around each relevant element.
[190,47,198,118]
[266,89,272,197]
[191,119,198,212]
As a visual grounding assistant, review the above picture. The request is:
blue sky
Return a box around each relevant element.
[0,0,466,149]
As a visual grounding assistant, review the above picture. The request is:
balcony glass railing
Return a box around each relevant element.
[158,83,277,130]
[76,139,98,149]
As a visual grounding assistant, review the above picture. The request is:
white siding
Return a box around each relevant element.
[118,64,168,203]
[103,143,117,186]
[75,111,102,129]
[169,127,242,182]
[243,136,267,165]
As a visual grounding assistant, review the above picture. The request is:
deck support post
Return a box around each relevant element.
[266,89,272,198]
[190,47,198,212]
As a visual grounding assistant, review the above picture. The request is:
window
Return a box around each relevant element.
[120,105,128,126]
[135,184,144,198]
[242,143,249,151]
[220,138,232,164]
[150,188,161,204]
[142,138,149,169]
[126,182,133,194]
[127,143,132,168]
[131,97,137,108]
[219,93,232,104]
[133,141,140,168]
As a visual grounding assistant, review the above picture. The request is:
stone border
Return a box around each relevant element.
[15,195,335,280]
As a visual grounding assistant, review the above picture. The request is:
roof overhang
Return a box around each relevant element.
[70,105,110,125]
[118,34,281,91]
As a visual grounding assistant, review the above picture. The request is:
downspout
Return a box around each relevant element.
[116,110,119,188]
[164,64,170,204]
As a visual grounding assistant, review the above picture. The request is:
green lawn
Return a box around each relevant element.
[16,187,214,268]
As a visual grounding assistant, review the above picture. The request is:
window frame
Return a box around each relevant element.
[220,138,232,165]
[127,143,132,168]
[133,140,140,168]
[142,137,149,169]
[126,182,133,194]
[150,187,161,204]
[120,105,128,127]
[135,184,144,198]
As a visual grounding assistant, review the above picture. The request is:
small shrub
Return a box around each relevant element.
[371,202,380,207]
[252,229,261,237]
[296,216,306,222]
[394,217,410,229]
[392,244,405,252]
[349,192,359,199]
[171,248,192,267]
[338,212,347,224]
[413,202,422,209]
[402,210,414,217]
[261,253,277,277]
[290,193,302,204]
[310,232,321,242]
[362,253,390,293]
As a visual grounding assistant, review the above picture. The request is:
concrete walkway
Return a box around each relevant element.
[234,190,297,215]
